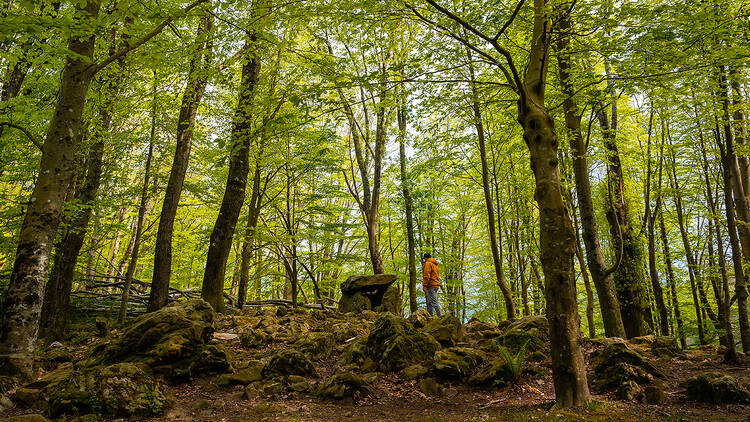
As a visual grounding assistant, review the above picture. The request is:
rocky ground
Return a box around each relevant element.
[1,300,750,421]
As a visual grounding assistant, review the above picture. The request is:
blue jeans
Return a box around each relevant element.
[426,287,442,317]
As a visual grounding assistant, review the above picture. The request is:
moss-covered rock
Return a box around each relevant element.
[339,336,368,366]
[88,299,214,368]
[407,310,432,329]
[401,364,429,380]
[47,363,168,418]
[685,372,750,404]
[463,318,502,342]
[373,285,401,314]
[591,341,665,396]
[331,321,367,343]
[651,336,681,357]
[262,349,316,378]
[468,357,512,386]
[500,329,546,355]
[34,346,73,371]
[365,313,440,372]
[26,362,74,394]
[317,372,373,399]
[239,327,271,348]
[220,361,265,386]
[338,292,371,314]
[432,347,486,378]
[294,332,335,360]
[166,342,233,382]
[422,315,463,347]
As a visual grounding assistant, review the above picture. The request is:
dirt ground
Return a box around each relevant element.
[3,313,750,422]
[144,339,750,422]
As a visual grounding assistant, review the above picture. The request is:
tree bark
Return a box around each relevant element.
[397,92,418,313]
[150,8,213,311]
[519,0,589,406]
[717,66,750,352]
[201,24,261,312]
[119,71,157,324]
[0,0,101,380]
[644,110,670,336]
[554,17,625,337]
[466,46,515,319]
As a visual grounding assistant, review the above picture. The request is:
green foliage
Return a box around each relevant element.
[496,340,526,382]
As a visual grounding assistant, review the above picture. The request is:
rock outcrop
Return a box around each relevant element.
[591,340,666,401]
[338,274,400,314]
[365,312,440,371]
[87,299,232,382]
[47,363,168,418]
[685,372,750,404]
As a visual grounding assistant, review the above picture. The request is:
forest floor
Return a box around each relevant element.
[153,342,750,422]
[2,306,750,422]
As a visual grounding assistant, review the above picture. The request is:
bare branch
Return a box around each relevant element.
[0,122,42,150]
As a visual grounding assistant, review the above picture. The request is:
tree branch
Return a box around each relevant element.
[0,122,42,150]
[89,0,208,76]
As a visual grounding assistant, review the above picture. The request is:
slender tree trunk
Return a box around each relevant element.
[466,46,515,319]
[0,0,101,380]
[397,93,418,313]
[554,18,625,337]
[119,72,157,323]
[238,163,262,308]
[717,66,750,352]
[645,111,670,336]
[694,92,737,359]
[516,0,589,406]
[658,208,686,348]
[201,26,261,312]
[573,210,595,338]
[150,8,213,311]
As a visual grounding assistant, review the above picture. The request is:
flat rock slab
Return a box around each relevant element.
[213,332,239,341]
[340,274,397,294]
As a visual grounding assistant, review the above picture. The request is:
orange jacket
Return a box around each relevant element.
[422,258,440,289]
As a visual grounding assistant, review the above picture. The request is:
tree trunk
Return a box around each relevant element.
[119,71,157,324]
[397,92,418,313]
[717,66,750,352]
[0,0,101,380]
[658,207,686,348]
[517,0,589,406]
[554,18,625,337]
[201,29,261,312]
[644,111,670,336]
[150,8,213,311]
[466,46,515,319]
[238,162,262,308]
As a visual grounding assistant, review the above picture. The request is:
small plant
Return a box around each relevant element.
[497,340,527,382]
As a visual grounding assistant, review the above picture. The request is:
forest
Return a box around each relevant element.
[1,0,750,420]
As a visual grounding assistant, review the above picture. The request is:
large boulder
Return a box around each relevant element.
[47,363,168,418]
[685,372,750,404]
[338,293,371,314]
[293,332,336,360]
[262,349,316,378]
[499,315,549,354]
[89,299,214,366]
[468,357,512,386]
[407,310,432,329]
[591,340,666,398]
[422,315,464,347]
[86,300,230,381]
[432,347,486,378]
[365,313,440,372]
[341,274,398,293]
[317,372,373,399]
[339,274,400,314]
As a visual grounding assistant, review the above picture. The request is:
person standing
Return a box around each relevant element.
[422,253,442,316]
